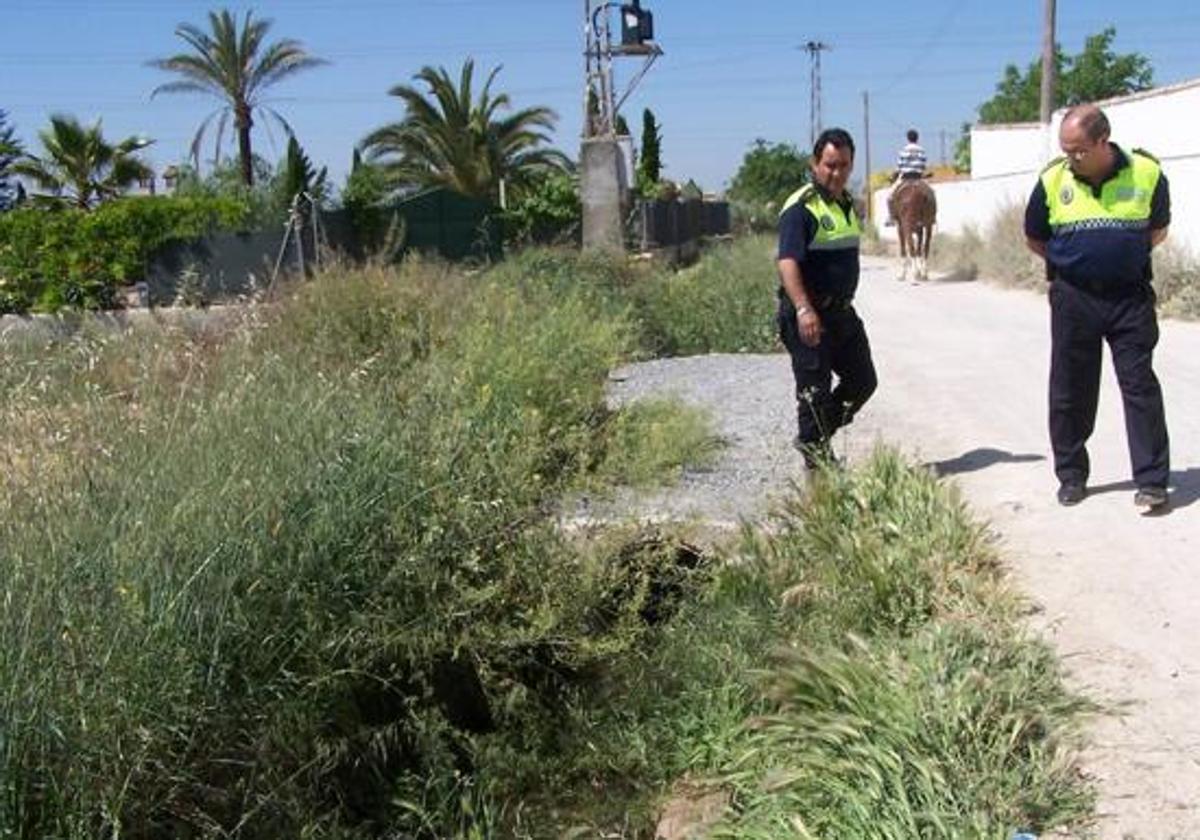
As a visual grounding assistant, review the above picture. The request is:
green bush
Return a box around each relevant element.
[501,171,580,246]
[0,195,249,313]
[634,236,779,355]
[489,240,780,357]
[340,160,396,258]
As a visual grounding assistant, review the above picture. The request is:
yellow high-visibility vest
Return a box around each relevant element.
[1040,148,1161,234]
[780,184,861,252]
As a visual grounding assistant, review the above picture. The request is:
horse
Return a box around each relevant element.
[890,179,937,281]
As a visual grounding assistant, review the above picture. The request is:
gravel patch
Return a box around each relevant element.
[564,352,807,528]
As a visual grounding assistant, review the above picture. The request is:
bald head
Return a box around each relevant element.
[1062,105,1110,143]
[1059,104,1115,181]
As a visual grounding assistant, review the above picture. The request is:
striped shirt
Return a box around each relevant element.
[896,142,927,177]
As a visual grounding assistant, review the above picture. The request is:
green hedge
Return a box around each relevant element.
[0,196,249,313]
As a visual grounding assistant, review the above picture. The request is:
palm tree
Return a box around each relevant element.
[361,59,570,203]
[0,109,23,210]
[10,115,153,209]
[149,9,325,186]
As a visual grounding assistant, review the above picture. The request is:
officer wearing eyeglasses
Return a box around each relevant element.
[1024,104,1171,511]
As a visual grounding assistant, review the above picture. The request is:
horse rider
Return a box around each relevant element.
[1023,104,1172,510]
[886,128,927,225]
[777,127,878,469]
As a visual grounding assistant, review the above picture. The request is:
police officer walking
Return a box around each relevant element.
[777,127,877,468]
[1024,104,1171,510]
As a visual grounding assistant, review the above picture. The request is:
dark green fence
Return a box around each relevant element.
[386,187,502,261]
[146,188,502,304]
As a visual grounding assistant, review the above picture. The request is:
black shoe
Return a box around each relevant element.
[1056,482,1086,506]
[1134,486,1168,510]
[793,435,833,470]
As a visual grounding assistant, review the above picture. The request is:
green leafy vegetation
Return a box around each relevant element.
[1,243,1094,838]
[978,28,1151,125]
[276,135,329,209]
[485,238,780,357]
[0,252,722,838]
[727,140,810,232]
[637,108,663,197]
[954,28,1152,172]
[500,170,580,246]
[700,456,1093,837]
[0,195,249,312]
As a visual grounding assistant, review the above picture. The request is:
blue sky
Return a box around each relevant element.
[3,0,1198,194]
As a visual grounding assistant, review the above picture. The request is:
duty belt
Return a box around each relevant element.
[814,294,853,312]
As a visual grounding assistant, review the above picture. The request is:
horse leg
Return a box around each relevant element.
[896,220,909,281]
[921,219,931,278]
[914,232,923,281]
[921,222,933,279]
[916,225,928,280]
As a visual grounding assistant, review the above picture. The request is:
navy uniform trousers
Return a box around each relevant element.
[1049,279,1169,489]
[778,301,877,456]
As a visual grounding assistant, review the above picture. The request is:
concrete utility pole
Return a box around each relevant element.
[1039,0,1056,124]
[804,41,831,148]
[581,0,662,253]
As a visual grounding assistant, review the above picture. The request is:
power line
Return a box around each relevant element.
[803,40,830,147]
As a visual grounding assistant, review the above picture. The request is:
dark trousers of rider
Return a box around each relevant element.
[1048,280,1169,489]
[778,303,878,465]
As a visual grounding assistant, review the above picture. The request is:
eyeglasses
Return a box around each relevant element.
[1062,141,1100,162]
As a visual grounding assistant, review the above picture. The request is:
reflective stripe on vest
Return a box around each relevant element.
[780,184,862,252]
[1040,150,1160,235]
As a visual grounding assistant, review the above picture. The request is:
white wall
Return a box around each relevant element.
[873,78,1200,256]
[871,174,1031,241]
[971,123,1047,178]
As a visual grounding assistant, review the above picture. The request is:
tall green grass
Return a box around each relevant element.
[487,239,781,357]
[466,454,1093,838]
[0,246,1093,838]
[633,237,780,355]
[0,257,717,838]
[706,455,1092,838]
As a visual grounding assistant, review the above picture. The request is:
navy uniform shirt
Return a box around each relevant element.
[777,187,861,309]
[1024,144,1170,296]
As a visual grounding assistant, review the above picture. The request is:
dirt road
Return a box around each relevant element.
[854,256,1200,839]
[604,255,1200,838]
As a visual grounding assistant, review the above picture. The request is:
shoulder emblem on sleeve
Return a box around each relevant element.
[1040,155,1066,174]
[779,183,817,216]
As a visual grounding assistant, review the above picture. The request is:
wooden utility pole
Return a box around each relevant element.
[862,90,872,223]
[1039,0,1056,124]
